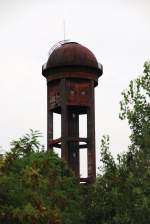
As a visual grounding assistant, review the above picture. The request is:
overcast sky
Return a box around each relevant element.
[0,0,150,174]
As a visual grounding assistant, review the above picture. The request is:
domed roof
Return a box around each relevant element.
[46,42,99,69]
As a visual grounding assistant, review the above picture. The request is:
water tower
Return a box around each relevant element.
[42,41,103,183]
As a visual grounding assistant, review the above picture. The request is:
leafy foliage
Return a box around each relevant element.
[83,61,150,224]
[85,137,150,224]
[10,129,43,156]
[0,131,83,224]
[119,61,150,149]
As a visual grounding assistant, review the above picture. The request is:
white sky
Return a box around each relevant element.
[0,0,150,174]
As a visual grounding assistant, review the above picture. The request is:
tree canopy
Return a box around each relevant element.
[0,130,83,224]
[119,61,150,149]
[83,61,150,224]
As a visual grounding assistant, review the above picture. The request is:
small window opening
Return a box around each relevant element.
[72,113,76,118]
[81,90,86,96]
[70,90,75,95]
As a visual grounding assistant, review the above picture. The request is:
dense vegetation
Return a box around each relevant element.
[0,61,149,223]
[0,131,83,224]
[84,61,150,224]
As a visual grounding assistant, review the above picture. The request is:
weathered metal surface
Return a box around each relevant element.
[48,80,60,110]
[46,42,98,69]
[49,138,61,148]
[68,110,79,177]
[48,137,88,148]
[45,70,99,86]
[66,79,90,106]
[60,79,69,162]
[47,110,53,150]
[42,41,103,184]
[87,81,96,182]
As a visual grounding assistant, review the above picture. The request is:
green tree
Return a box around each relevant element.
[84,61,150,224]
[0,130,83,224]
[119,61,150,149]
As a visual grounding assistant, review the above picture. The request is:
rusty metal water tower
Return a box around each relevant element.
[42,41,103,183]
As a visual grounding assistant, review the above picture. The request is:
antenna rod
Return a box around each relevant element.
[64,20,66,40]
